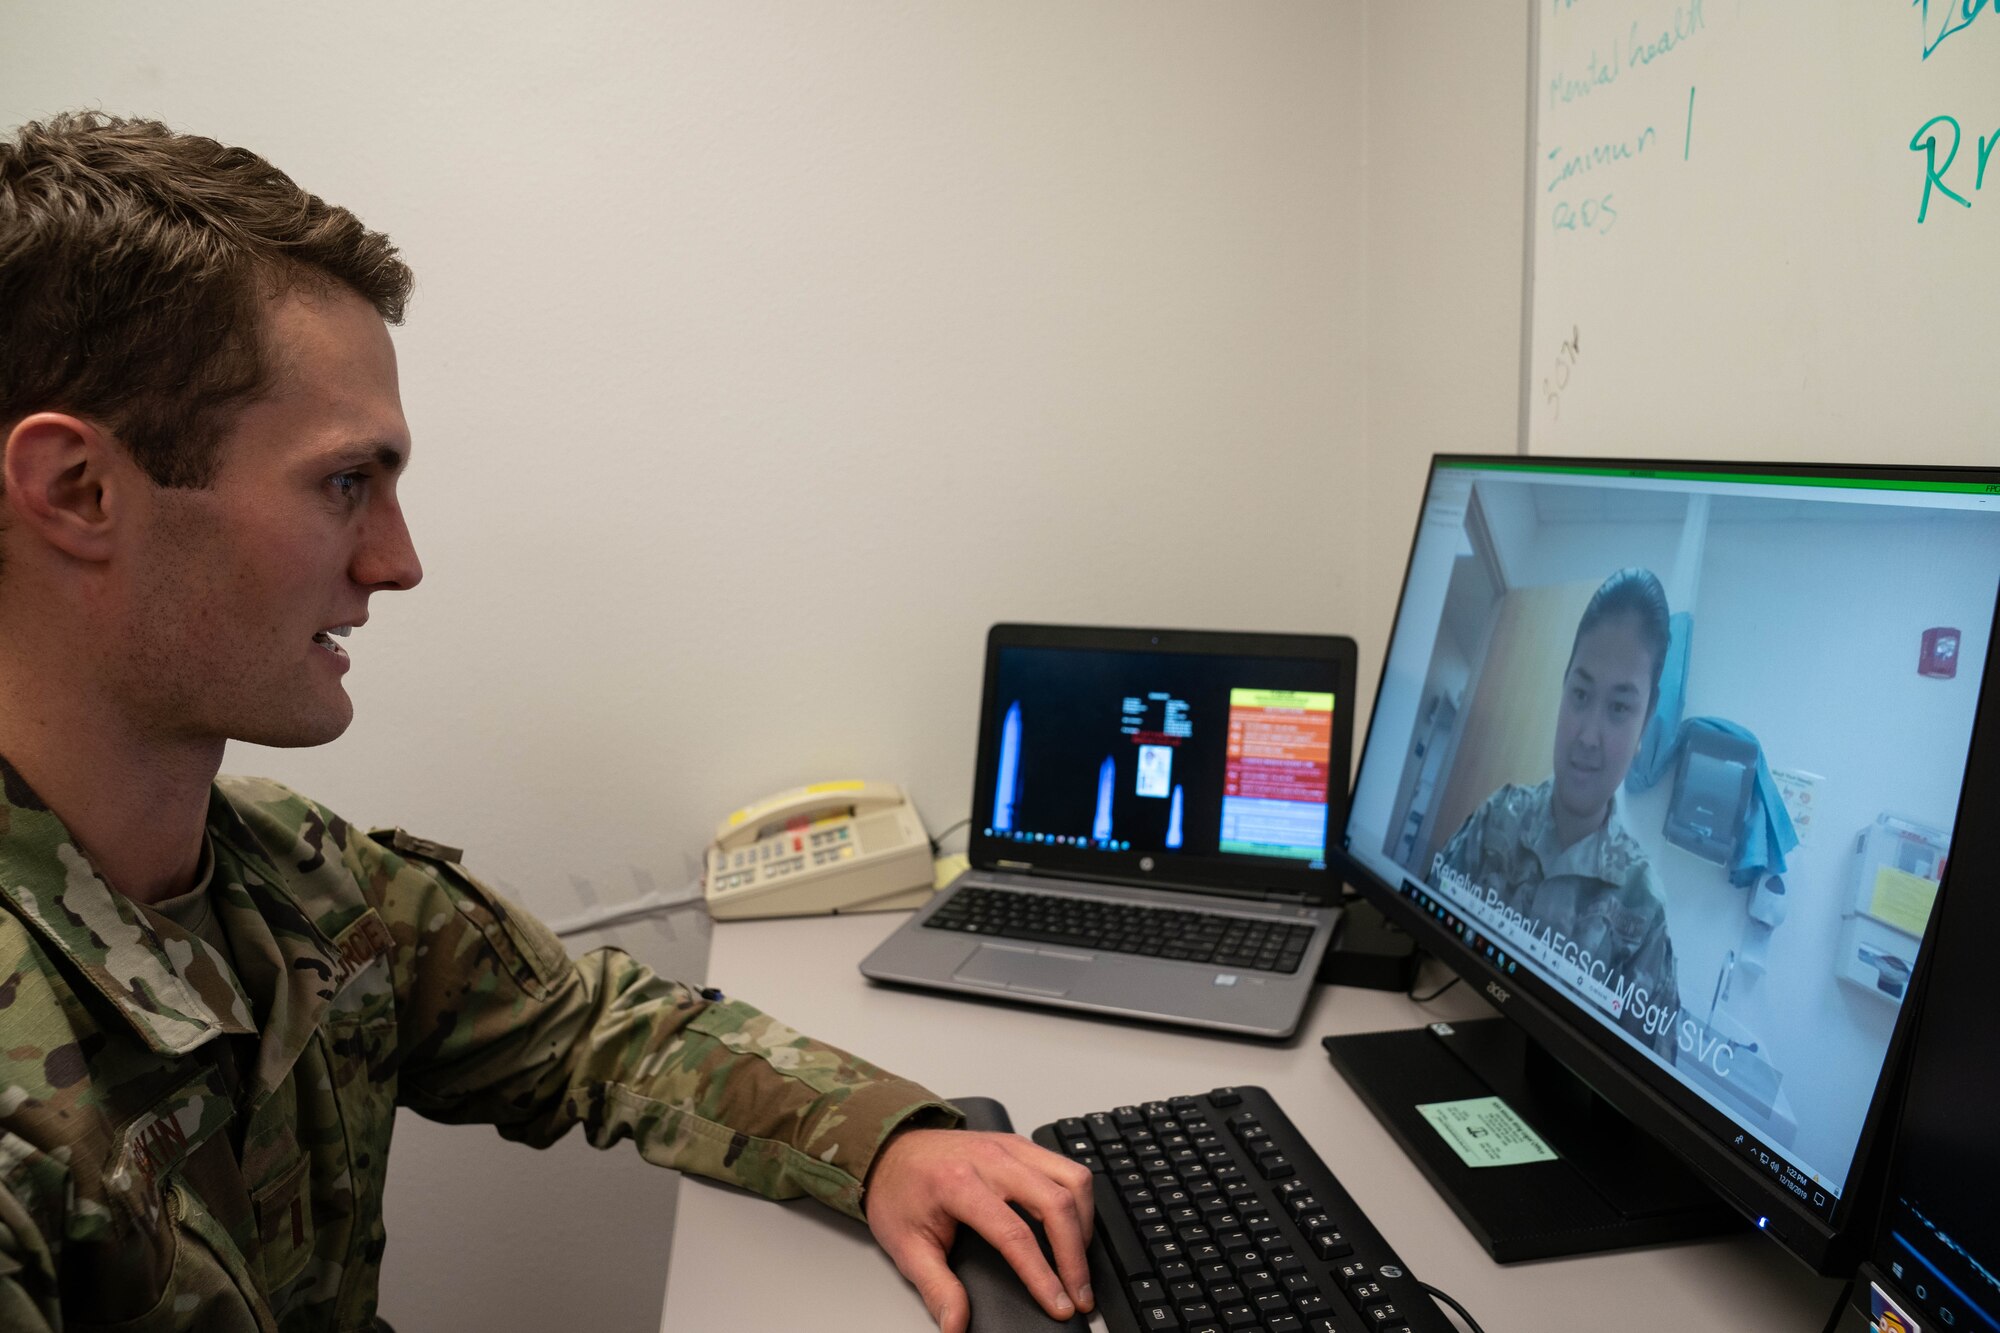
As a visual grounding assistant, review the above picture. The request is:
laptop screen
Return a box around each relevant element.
[967,625,1356,903]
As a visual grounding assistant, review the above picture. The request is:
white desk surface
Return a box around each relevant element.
[660,912,1843,1333]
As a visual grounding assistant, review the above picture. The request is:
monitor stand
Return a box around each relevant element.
[1323,1018,1742,1262]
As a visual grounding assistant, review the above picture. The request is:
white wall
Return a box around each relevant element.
[2,0,1410,891]
[3,3,1534,1328]
[1363,3,1533,694]
[0,0,1532,922]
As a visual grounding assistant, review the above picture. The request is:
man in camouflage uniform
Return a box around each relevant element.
[0,113,1093,1333]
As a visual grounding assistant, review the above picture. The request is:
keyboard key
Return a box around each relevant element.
[1311,1231,1353,1261]
[1257,1153,1295,1180]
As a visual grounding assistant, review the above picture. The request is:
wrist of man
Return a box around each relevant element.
[861,1104,966,1214]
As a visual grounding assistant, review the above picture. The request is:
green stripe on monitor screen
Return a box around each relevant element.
[1440,459,1999,495]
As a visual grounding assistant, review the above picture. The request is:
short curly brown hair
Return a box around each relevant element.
[0,111,413,488]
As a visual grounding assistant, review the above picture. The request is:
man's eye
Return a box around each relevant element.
[329,472,367,501]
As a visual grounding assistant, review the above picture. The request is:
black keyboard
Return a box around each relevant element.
[925,885,1317,974]
[1033,1086,1451,1333]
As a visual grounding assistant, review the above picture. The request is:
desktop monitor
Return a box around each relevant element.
[1330,456,2000,1273]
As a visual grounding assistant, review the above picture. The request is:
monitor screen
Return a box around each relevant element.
[1341,457,2000,1266]
[1861,801,2000,1332]
[969,626,1355,901]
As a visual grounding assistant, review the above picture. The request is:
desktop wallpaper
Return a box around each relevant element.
[984,645,1338,868]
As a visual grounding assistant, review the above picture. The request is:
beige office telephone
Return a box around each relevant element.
[704,780,935,920]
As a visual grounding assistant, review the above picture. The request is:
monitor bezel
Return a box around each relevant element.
[967,621,1358,907]
[1335,453,2000,1274]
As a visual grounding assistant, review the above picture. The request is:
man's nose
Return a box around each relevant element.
[355,498,423,592]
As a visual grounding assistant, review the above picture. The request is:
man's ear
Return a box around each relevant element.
[2,412,128,563]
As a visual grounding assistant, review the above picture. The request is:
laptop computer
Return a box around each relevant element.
[860,623,1356,1039]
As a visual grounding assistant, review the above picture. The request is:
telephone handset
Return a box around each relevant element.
[704,780,935,920]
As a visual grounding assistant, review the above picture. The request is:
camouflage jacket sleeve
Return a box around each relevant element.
[0,1179,57,1333]
[352,824,961,1220]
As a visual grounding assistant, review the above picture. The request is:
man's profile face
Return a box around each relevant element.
[117,286,422,749]
[1551,612,1654,838]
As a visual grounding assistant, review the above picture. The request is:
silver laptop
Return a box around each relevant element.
[861,623,1356,1039]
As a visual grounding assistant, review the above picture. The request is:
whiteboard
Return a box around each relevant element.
[1524,0,2000,463]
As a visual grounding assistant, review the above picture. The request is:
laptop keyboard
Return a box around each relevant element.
[923,884,1316,974]
[1034,1086,1451,1333]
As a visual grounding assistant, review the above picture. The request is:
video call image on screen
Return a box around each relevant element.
[1345,463,2000,1210]
[984,646,1336,868]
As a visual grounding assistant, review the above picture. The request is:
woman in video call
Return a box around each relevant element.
[1435,568,1683,1060]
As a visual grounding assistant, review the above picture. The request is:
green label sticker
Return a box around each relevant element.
[1415,1096,1557,1168]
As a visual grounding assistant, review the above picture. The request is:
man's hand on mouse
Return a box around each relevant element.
[864,1128,1096,1333]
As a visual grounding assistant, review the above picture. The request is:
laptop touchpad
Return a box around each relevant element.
[953,942,1089,997]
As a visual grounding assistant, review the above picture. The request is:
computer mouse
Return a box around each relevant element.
[947,1096,1091,1333]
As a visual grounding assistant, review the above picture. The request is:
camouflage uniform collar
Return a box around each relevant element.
[1520,778,1633,885]
[0,755,258,1056]
[203,784,378,1101]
